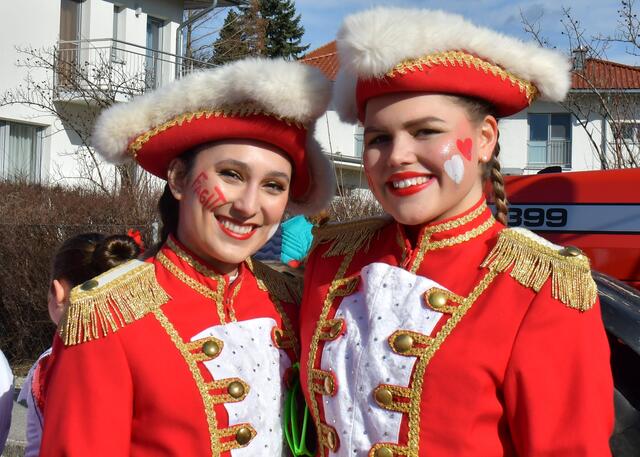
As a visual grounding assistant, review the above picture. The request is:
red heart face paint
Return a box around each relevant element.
[456,138,473,161]
[191,172,227,212]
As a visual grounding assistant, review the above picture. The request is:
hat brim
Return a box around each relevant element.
[129,113,310,198]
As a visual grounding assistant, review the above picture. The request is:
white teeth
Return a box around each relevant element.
[392,176,428,189]
[220,219,253,235]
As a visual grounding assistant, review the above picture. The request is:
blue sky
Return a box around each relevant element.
[293,0,638,64]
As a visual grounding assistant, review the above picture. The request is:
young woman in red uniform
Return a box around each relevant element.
[300,8,613,457]
[41,58,333,456]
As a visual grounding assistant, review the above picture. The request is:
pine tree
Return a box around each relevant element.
[210,10,250,65]
[260,0,309,60]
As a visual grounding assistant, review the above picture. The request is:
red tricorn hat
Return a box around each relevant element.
[92,58,334,215]
[332,8,571,123]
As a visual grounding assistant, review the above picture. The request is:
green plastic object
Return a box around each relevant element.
[284,363,315,457]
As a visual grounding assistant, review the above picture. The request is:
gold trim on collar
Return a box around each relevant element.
[167,237,224,280]
[157,250,229,324]
[387,51,538,102]
[128,102,304,158]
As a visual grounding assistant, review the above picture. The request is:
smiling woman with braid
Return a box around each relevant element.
[298,8,613,457]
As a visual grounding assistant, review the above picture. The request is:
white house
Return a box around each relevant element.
[301,42,640,190]
[0,0,240,186]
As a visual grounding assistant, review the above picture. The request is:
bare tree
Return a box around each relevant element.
[0,43,163,193]
[521,4,640,169]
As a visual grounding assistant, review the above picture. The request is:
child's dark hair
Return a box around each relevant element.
[51,233,141,287]
[449,95,508,225]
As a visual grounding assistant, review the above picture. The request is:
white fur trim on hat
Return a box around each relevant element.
[287,125,336,216]
[333,7,571,123]
[92,57,332,164]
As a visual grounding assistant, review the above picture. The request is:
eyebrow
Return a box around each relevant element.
[216,159,290,182]
[364,116,446,135]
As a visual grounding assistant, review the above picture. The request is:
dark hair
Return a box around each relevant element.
[449,95,508,225]
[51,233,141,287]
[157,146,201,246]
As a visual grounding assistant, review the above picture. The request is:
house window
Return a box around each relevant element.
[617,122,640,143]
[354,125,364,158]
[146,16,164,88]
[527,113,572,168]
[0,121,44,182]
[58,0,83,87]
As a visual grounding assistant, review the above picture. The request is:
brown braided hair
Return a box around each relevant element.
[449,95,509,225]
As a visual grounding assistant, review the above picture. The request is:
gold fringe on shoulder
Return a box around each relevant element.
[481,229,597,311]
[310,215,391,258]
[59,262,170,346]
[248,258,303,305]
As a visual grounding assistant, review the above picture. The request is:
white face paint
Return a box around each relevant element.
[443,154,465,184]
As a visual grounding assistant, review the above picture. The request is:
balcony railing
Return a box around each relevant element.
[527,139,572,168]
[53,38,215,98]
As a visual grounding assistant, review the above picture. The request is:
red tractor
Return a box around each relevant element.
[503,168,640,453]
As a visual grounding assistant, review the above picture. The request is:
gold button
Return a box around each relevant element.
[228,381,245,399]
[273,328,283,346]
[202,340,220,357]
[328,320,343,338]
[374,446,394,457]
[323,376,334,395]
[427,290,447,308]
[235,427,252,445]
[392,334,414,353]
[560,246,582,257]
[374,388,393,406]
[326,429,337,450]
[81,279,99,291]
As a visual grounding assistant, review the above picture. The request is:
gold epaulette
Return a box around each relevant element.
[310,215,392,257]
[248,258,303,304]
[59,260,170,346]
[481,228,597,311]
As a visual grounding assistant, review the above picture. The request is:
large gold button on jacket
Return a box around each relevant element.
[202,340,220,357]
[374,388,393,406]
[393,334,414,353]
[374,446,394,457]
[228,381,245,399]
[235,427,252,445]
[427,290,447,308]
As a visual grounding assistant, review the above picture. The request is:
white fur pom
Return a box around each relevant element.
[287,126,336,216]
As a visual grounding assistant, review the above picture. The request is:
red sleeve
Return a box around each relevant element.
[40,333,133,456]
[503,283,614,456]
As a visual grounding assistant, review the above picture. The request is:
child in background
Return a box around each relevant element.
[18,233,141,457]
[0,348,13,455]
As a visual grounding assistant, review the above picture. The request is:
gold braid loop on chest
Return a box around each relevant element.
[481,228,597,311]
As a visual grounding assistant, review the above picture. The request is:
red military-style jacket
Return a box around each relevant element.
[300,199,613,457]
[41,235,300,457]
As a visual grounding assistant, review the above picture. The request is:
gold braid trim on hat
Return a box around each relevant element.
[59,261,170,346]
[387,50,538,102]
[127,102,305,158]
[481,228,597,311]
[310,215,393,258]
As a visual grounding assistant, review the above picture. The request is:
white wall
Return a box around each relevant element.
[0,0,185,187]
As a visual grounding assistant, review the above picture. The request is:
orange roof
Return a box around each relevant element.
[299,41,338,80]
[572,58,640,90]
[301,41,640,91]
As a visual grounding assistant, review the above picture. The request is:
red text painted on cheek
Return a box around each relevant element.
[456,138,473,161]
[191,172,227,212]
